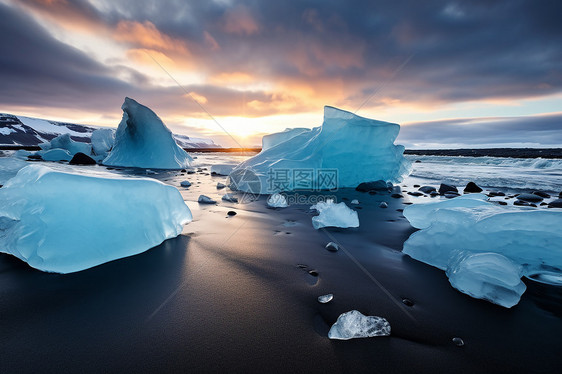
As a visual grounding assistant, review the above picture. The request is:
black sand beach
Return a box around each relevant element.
[1,161,561,373]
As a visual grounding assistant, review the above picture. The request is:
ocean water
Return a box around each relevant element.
[1,151,561,194]
[404,155,562,193]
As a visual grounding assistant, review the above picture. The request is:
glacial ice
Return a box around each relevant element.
[0,156,27,184]
[103,97,192,169]
[328,310,391,340]
[261,128,310,151]
[91,128,115,158]
[0,165,192,273]
[446,252,526,308]
[310,199,359,229]
[39,133,92,156]
[229,106,409,194]
[267,193,288,208]
[37,148,73,162]
[403,195,562,305]
[318,294,334,304]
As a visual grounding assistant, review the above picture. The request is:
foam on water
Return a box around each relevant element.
[406,155,562,192]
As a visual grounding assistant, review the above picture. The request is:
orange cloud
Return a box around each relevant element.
[210,72,254,85]
[115,20,188,53]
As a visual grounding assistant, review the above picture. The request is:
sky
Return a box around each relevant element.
[0,0,561,148]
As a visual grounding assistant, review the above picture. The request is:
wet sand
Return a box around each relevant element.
[1,161,561,373]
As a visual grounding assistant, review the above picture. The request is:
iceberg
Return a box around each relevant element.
[91,128,115,158]
[261,128,310,151]
[328,310,391,340]
[403,195,562,305]
[0,165,192,273]
[229,106,409,194]
[446,252,526,308]
[311,199,359,229]
[103,97,192,169]
[267,193,288,208]
[39,133,92,156]
[37,148,73,162]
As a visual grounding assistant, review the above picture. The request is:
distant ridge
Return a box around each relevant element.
[405,148,562,159]
[0,113,220,149]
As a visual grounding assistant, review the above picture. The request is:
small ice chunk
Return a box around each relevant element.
[350,199,359,205]
[91,128,115,157]
[39,133,92,156]
[452,337,465,347]
[198,195,216,204]
[180,180,192,187]
[267,193,288,208]
[216,182,226,189]
[379,202,388,208]
[318,294,334,304]
[222,193,238,203]
[37,148,73,162]
[446,252,526,308]
[210,164,237,176]
[310,199,359,229]
[325,242,340,252]
[12,150,33,159]
[328,310,391,340]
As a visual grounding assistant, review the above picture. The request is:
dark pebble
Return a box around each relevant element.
[464,181,483,193]
[391,193,403,198]
[407,191,424,197]
[69,152,96,165]
[516,193,543,203]
[514,200,530,206]
[497,201,508,205]
[413,184,420,188]
[548,199,562,208]
[308,270,319,277]
[325,242,340,252]
[488,191,505,197]
[439,183,458,195]
[227,211,237,216]
[418,186,436,194]
[533,191,550,198]
[402,298,414,307]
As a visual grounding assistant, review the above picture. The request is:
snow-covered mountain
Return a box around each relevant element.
[0,113,220,148]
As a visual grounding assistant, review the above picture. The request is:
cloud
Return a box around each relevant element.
[2,0,562,146]
[398,112,562,148]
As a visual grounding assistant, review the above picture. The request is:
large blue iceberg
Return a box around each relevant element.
[103,97,192,169]
[403,194,562,307]
[229,106,409,194]
[0,165,192,273]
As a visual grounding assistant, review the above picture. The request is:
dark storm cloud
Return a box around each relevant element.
[142,0,562,106]
[2,0,562,131]
[397,113,562,148]
[0,2,131,111]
